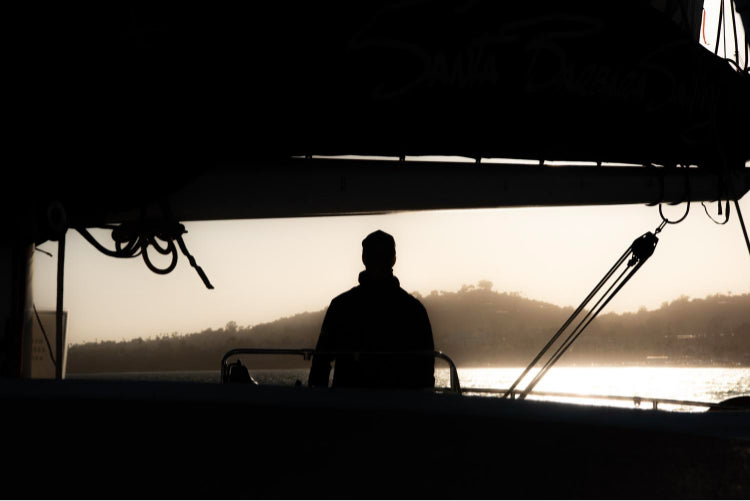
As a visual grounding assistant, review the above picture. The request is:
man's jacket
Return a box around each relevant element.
[309,271,435,389]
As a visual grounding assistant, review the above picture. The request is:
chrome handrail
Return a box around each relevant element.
[221,348,461,394]
[220,352,742,411]
[470,387,719,410]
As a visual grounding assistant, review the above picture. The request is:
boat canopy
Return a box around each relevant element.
[6,1,750,230]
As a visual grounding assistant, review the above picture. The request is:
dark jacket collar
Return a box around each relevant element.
[358,270,400,288]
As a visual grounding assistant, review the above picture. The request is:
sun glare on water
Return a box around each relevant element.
[438,366,750,412]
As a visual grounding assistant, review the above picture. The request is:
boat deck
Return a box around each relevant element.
[2,378,748,498]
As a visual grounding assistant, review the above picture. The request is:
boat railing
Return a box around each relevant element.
[221,349,745,411]
[471,387,718,410]
[221,348,462,393]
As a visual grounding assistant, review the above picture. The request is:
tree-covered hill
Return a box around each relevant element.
[67,283,750,373]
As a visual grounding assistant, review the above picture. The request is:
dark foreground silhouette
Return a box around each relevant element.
[3,379,749,499]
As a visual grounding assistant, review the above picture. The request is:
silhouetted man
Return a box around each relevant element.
[308,230,435,389]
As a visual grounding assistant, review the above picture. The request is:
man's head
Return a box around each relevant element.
[362,230,396,272]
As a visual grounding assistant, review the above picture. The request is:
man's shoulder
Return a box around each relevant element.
[330,285,363,305]
[330,284,425,310]
[397,287,428,310]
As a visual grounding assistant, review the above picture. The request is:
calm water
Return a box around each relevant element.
[69,366,750,412]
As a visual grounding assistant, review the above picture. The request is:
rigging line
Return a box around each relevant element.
[701,200,731,224]
[724,0,728,57]
[56,233,65,380]
[142,241,179,275]
[157,199,214,289]
[76,227,132,258]
[117,236,143,258]
[521,263,635,398]
[503,247,631,398]
[716,0,725,55]
[519,265,633,399]
[725,57,744,70]
[529,263,633,385]
[148,234,173,255]
[32,304,56,368]
[699,169,729,224]
[520,260,648,399]
[734,198,750,257]
[502,245,632,398]
[745,25,748,72]
[519,230,660,398]
[720,163,750,258]
[176,235,214,289]
[538,268,632,368]
[78,221,212,288]
[730,0,740,66]
[34,246,53,258]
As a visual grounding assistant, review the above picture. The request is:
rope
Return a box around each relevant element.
[76,219,214,289]
[713,0,748,73]
[56,233,65,380]
[746,20,749,73]
[701,200,731,224]
[536,264,632,371]
[34,246,53,258]
[520,262,651,399]
[716,0,725,55]
[502,245,632,398]
[32,244,59,367]
[734,198,750,257]
[730,0,740,66]
[711,163,750,258]
[175,235,214,288]
[508,226,661,400]
[33,304,56,368]
[519,266,633,399]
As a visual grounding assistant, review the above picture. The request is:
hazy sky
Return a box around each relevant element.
[31,1,749,345]
[32,197,750,345]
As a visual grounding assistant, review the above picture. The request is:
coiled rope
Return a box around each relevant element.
[75,219,214,289]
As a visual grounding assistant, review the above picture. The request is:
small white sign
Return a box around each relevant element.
[26,310,67,379]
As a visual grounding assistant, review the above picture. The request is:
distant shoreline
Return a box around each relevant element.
[67,361,750,378]
[66,289,750,374]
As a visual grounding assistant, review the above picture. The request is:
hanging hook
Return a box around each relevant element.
[658,200,690,225]
[658,165,691,225]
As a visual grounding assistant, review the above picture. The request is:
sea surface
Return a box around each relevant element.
[69,366,750,412]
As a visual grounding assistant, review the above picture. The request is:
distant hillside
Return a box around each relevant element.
[67,283,750,373]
